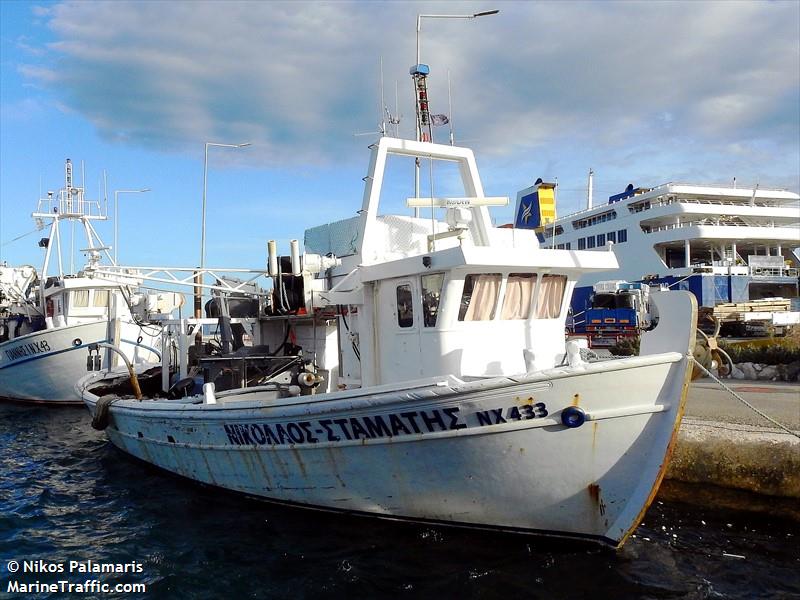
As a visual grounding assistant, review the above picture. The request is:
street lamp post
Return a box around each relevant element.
[114,188,150,264]
[196,141,250,341]
[412,10,499,216]
[414,10,499,144]
[200,142,251,271]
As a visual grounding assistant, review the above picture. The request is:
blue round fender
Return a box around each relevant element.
[561,406,586,428]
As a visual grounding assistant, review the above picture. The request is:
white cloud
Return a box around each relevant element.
[12,0,799,184]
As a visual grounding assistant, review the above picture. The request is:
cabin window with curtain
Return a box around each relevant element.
[396,284,414,328]
[421,273,445,327]
[71,290,89,308]
[501,273,537,320]
[458,274,501,321]
[93,290,110,307]
[535,275,567,319]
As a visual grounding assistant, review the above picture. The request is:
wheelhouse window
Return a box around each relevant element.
[396,284,413,328]
[596,233,606,246]
[607,231,616,244]
[459,274,501,321]
[577,238,586,250]
[535,275,567,318]
[93,290,110,307]
[501,273,537,320]
[71,290,89,308]
[617,229,627,243]
[421,273,445,327]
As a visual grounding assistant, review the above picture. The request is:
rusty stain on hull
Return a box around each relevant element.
[587,483,607,516]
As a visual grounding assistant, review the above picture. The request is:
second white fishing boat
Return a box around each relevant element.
[0,160,171,404]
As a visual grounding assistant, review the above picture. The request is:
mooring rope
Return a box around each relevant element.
[688,355,800,440]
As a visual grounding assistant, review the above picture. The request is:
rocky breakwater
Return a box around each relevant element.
[728,360,800,382]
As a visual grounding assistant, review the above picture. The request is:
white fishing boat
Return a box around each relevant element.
[0,160,174,404]
[79,136,697,547]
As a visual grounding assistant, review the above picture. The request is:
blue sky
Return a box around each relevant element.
[1,0,798,273]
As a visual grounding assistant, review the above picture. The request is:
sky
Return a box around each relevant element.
[1,0,798,275]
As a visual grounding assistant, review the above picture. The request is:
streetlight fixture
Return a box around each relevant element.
[114,188,150,264]
[414,9,499,143]
[200,141,251,271]
[412,10,499,216]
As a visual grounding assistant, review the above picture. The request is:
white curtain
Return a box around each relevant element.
[464,274,501,321]
[535,275,566,318]
[501,275,536,320]
[93,289,110,307]
[71,290,89,308]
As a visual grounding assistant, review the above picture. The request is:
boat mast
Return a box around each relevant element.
[33,158,114,318]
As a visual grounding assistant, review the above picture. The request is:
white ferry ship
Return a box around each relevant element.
[513,180,800,320]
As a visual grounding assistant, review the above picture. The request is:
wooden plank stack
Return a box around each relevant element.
[713,299,791,321]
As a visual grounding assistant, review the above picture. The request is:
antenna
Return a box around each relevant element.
[411,63,433,143]
[552,177,558,249]
[447,70,455,145]
[354,60,402,139]
[65,158,73,191]
[103,170,108,218]
[587,168,594,210]
[394,81,400,136]
[379,57,386,137]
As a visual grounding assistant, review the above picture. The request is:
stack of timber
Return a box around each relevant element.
[713,298,791,320]
[713,298,798,336]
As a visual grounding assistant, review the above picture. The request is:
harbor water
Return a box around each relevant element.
[1,402,798,599]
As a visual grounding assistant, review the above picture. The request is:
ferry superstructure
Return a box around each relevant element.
[515,182,800,313]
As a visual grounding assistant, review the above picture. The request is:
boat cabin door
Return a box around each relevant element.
[375,277,423,384]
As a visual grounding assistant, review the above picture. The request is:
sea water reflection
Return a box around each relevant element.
[1,403,797,599]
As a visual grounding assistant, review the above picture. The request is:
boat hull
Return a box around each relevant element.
[84,351,690,546]
[0,320,159,404]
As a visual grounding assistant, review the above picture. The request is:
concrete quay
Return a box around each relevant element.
[660,379,800,519]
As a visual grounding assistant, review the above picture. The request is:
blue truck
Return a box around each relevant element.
[579,280,652,348]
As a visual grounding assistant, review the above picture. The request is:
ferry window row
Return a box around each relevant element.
[572,210,616,230]
[542,225,564,239]
[628,200,651,213]
[395,273,567,328]
[575,229,627,250]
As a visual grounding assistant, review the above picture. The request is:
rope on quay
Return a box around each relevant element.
[689,355,800,440]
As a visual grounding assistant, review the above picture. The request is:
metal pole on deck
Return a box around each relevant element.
[412,10,498,218]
